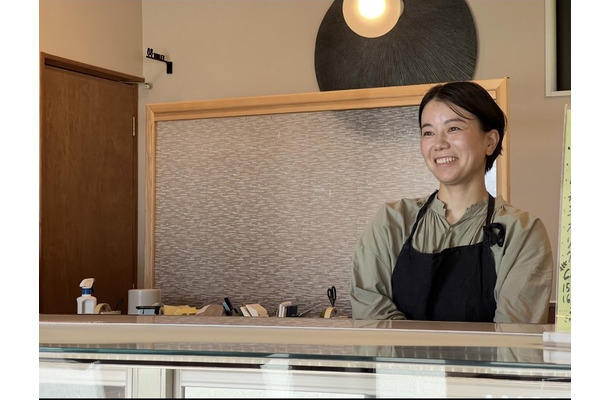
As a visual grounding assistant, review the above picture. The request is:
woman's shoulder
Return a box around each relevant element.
[494,196,548,230]
[388,194,428,208]
[367,195,428,228]
[382,194,429,216]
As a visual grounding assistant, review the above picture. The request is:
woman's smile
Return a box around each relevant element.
[435,156,458,165]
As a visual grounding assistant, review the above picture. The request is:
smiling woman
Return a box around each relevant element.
[420,102,494,197]
[350,81,554,325]
[418,82,504,202]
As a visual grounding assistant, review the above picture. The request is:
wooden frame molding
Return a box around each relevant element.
[145,78,510,288]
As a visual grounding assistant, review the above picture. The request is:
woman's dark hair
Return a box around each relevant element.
[418,81,506,173]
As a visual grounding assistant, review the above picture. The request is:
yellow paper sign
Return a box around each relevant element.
[556,107,571,332]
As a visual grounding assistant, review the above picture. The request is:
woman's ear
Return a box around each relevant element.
[486,130,500,155]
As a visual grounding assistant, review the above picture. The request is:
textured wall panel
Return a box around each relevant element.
[154,106,441,317]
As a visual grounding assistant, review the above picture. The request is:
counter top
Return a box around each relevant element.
[40,314,570,398]
[40,314,568,369]
[40,314,550,345]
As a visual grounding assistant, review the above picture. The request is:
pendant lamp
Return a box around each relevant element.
[342,0,404,38]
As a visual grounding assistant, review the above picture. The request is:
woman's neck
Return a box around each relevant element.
[437,184,488,225]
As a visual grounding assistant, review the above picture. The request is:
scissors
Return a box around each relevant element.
[327,286,336,307]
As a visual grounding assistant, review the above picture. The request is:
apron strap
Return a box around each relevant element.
[408,190,439,239]
[483,193,505,247]
[412,191,505,247]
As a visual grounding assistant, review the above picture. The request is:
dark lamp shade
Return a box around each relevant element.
[315,0,478,91]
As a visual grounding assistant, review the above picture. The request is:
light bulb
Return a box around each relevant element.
[343,0,404,38]
[358,0,386,20]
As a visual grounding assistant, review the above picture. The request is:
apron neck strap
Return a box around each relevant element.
[409,190,439,238]
[409,191,504,247]
[483,193,505,247]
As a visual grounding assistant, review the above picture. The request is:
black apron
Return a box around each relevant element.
[391,191,505,322]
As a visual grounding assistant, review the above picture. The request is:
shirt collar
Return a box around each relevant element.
[429,194,489,220]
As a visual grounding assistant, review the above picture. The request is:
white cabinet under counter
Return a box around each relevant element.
[39,315,570,398]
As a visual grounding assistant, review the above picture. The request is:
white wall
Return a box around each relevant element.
[39,0,570,293]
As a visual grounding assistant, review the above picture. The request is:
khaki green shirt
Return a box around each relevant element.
[350,193,553,323]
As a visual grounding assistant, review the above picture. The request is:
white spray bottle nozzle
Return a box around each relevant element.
[80,278,95,289]
[79,278,96,296]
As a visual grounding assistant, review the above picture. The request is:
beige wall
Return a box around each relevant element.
[39,0,570,293]
[39,0,143,77]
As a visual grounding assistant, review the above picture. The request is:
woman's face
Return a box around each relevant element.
[420,100,498,189]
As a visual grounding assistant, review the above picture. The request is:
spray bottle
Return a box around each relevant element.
[77,278,97,314]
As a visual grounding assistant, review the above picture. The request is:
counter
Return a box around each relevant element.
[39,314,570,398]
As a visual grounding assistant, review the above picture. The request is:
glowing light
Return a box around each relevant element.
[343,0,404,38]
[358,0,386,20]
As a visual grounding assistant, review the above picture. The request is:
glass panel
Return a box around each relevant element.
[39,360,128,398]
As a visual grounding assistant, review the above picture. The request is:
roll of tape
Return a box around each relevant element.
[128,289,162,315]
[323,307,338,319]
[94,303,111,314]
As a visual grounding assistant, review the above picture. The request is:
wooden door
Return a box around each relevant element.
[40,54,142,314]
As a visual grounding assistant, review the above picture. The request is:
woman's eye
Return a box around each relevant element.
[421,130,433,137]
[448,126,460,132]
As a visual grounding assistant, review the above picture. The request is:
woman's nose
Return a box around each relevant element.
[433,133,448,150]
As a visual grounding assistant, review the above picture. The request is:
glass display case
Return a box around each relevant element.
[39,315,570,398]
